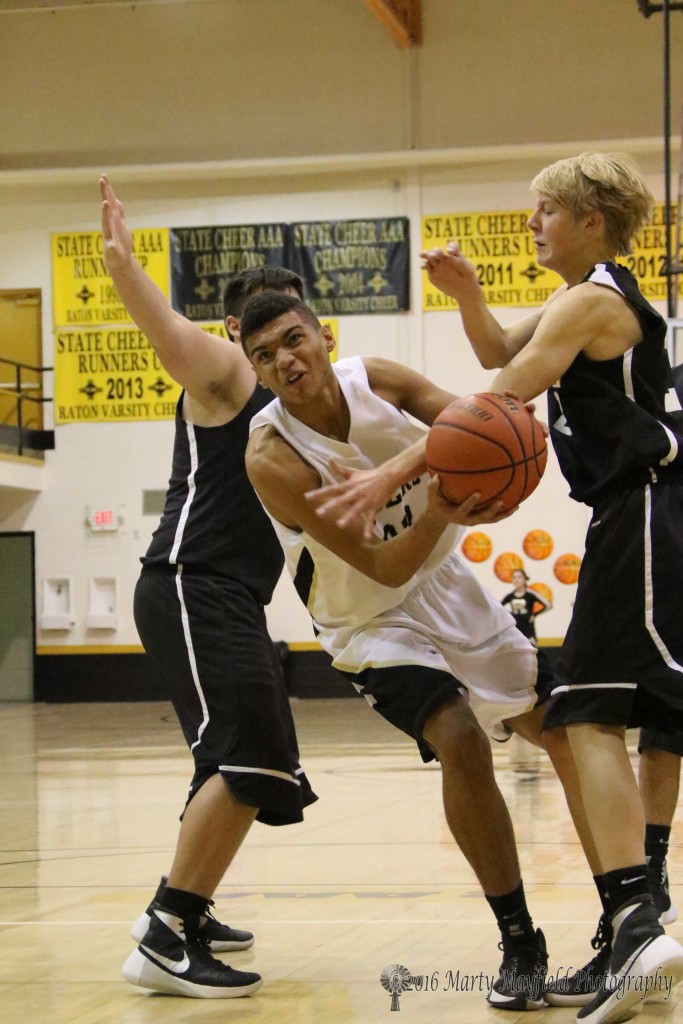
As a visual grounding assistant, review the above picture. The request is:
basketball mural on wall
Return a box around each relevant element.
[554,553,582,584]
[530,582,554,614]
[523,529,553,560]
[461,531,493,562]
[493,552,524,583]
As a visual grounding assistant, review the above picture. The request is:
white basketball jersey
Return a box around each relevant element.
[250,356,463,632]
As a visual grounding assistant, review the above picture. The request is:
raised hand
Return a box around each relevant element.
[99,173,134,273]
[420,241,481,301]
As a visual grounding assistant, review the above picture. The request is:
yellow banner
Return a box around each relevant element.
[53,319,340,424]
[626,202,683,302]
[53,326,181,423]
[422,204,681,310]
[51,229,170,328]
[422,211,563,310]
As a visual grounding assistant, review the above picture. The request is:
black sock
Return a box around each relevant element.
[645,823,671,861]
[157,885,209,921]
[593,873,611,917]
[486,881,536,943]
[603,865,650,915]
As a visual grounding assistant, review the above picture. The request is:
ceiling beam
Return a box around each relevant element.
[363,0,421,48]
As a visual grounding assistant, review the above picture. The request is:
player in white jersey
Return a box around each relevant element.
[242,290,551,1011]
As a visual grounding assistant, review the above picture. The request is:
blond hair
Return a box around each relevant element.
[531,153,654,256]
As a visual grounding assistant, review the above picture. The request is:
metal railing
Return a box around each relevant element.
[0,356,54,457]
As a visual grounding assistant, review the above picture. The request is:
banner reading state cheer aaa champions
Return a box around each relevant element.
[286,218,410,316]
[170,218,410,319]
[170,223,288,321]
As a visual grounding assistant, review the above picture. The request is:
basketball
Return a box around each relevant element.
[426,393,547,511]
[554,553,582,584]
[493,551,524,583]
[523,529,554,560]
[461,531,493,562]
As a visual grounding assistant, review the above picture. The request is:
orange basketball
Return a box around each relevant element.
[553,553,582,584]
[426,393,547,511]
[529,581,553,614]
[494,551,524,582]
[461,531,493,562]
[523,529,554,560]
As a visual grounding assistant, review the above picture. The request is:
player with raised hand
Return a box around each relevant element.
[100,175,318,1000]
[425,153,683,1024]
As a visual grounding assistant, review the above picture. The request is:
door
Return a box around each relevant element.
[0,289,43,440]
[0,532,35,701]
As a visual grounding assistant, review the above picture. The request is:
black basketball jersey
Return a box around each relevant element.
[501,590,541,639]
[548,262,683,505]
[142,384,284,603]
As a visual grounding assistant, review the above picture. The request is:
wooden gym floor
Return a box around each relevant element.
[0,698,680,1023]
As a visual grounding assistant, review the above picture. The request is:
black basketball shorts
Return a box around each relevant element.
[638,727,683,757]
[342,662,465,763]
[134,568,317,825]
[544,481,683,733]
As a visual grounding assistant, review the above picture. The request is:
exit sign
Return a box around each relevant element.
[86,508,119,532]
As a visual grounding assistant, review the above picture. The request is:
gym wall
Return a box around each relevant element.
[0,0,680,697]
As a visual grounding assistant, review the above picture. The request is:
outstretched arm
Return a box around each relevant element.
[489,282,642,402]
[99,174,250,402]
[420,242,557,368]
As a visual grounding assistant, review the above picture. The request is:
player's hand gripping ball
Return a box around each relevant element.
[426,393,547,511]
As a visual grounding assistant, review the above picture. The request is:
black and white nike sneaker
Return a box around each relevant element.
[544,912,612,1006]
[130,876,254,952]
[647,856,678,926]
[122,907,262,998]
[577,895,683,1024]
[487,928,548,1011]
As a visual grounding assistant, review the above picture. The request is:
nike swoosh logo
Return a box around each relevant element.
[621,875,646,884]
[140,944,191,974]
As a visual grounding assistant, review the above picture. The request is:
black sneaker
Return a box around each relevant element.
[577,895,683,1024]
[487,928,548,1011]
[544,913,612,1007]
[122,907,262,998]
[130,876,254,952]
[647,856,678,926]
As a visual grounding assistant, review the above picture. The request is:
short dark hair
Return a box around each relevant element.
[240,292,321,355]
[222,266,304,322]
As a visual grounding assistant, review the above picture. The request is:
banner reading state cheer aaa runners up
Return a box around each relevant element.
[52,318,340,424]
[53,326,182,424]
[421,210,563,310]
[52,228,170,327]
[421,203,681,311]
